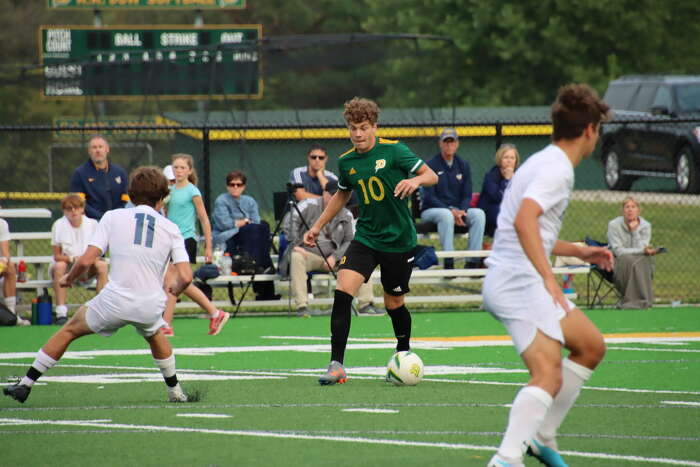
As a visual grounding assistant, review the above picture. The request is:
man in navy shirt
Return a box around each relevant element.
[421,128,485,268]
[289,143,338,202]
[70,135,129,220]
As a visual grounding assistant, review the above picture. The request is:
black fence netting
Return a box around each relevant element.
[1,114,699,309]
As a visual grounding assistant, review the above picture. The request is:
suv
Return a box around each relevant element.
[599,75,700,193]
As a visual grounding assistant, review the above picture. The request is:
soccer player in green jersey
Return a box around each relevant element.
[304,97,438,385]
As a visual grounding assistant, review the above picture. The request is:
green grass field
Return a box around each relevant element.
[1,307,699,466]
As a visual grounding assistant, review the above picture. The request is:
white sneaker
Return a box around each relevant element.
[487,454,524,467]
[15,317,31,326]
[167,384,188,403]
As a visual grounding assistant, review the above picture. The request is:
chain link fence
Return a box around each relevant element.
[1,112,699,311]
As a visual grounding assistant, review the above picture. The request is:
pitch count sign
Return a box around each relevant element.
[40,25,262,99]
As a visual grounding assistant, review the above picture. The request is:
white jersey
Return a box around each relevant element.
[51,215,98,260]
[485,144,574,277]
[89,205,188,299]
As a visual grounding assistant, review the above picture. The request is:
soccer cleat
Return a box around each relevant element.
[167,384,188,403]
[161,325,174,337]
[3,383,31,404]
[16,317,31,326]
[487,454,524,467]
[208,310,230,336]
[318,360,347,385]
[527,438,568,466]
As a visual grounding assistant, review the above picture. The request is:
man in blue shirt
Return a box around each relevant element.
[69,135,129,220]
[289,143,338,201]
[421,128,486,268]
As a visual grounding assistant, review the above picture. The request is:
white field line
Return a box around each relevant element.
[607,346,700,353]
[1,418,698,466]
[661,401,700,407]
[342,408,399,414]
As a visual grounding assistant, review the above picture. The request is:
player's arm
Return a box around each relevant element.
[168,261,193,296]
[60,245,102,287]
[303,190,352,247]
[514,198,570,313]
[192,195,213,262]
[552,240,614,271]
[394,163,438,200]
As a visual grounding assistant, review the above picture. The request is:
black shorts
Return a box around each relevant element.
[184,237,198,264]
[338,240,416,296]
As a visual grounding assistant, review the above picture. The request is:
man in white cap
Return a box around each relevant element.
[420,128,486,268]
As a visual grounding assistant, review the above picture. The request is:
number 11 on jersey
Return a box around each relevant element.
[133,213,156,248]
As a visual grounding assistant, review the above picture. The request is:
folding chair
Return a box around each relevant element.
[584,236,622,308]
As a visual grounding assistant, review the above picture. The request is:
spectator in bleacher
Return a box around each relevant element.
[70,135,129,220]
[282,180,378,317]
[212,170,279,300]
[161,154,229,337]
[607,196,661,309]
[51,194,108,325]
[421,128,486,268]
[289,143,338,202]
[0,217,27,325]
[478,143,520,237]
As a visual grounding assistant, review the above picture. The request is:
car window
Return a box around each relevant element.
[629,83,658,112]
[675,84,700,113]
[604,83,638,110]
[651,85,673,110]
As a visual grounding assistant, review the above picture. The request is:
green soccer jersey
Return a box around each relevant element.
[337,137,424,252]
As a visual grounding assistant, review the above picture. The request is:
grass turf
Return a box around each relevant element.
[1,306,699,466]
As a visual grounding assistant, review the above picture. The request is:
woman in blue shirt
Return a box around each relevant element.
[477,143,520,237]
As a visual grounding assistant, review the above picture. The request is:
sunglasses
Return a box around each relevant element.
[309,155,327,160]
[228,182,245,187]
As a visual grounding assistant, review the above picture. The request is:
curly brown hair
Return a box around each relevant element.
[343,97,380,125]
[551,84,610,140]
[128,166,170,207]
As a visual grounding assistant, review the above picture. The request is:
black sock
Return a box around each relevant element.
[386,305,411,352]
[330,289,353,364]
[164,375,179,388]
[27,367,42,382]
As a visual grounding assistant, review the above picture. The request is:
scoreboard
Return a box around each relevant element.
[39,25,262,99]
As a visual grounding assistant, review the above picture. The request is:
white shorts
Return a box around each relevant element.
[482,267,574,354]
[85,286,167,338]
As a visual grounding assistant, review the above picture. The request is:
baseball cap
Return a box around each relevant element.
[163,165,175,181]
[439,128,459,142]
[324,179,339,194]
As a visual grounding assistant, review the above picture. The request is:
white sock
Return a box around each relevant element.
[498,385,553,460]
[20,349,58,387]
[154,354,177,378]
[55,304,68,318]
[4,296,16,313]
[537,358,593,449]
[211,309,221,319]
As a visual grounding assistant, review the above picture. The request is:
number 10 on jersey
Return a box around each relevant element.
[357,176,385,204]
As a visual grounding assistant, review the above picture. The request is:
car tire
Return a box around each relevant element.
[603,145,634,191]
[675,146,700,194]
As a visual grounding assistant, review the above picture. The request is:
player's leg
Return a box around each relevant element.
[319,241,375,385]
[181,283,229,335]
[379,247,415,352]
[532,307,605,455]
[145,330,187,402]
[161,263,178,334]
[492,330,562,465]
[4,305,94,403]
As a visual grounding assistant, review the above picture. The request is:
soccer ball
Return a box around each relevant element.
[386,351,424,386]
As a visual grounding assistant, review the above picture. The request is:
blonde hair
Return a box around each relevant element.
[171,153,198,185]
[622,196,640,209]
[495,143,520,167]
